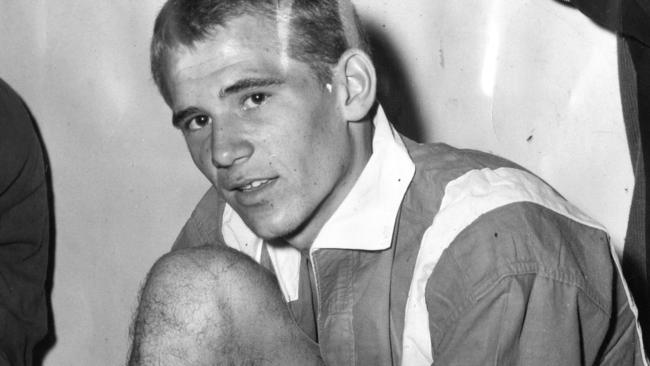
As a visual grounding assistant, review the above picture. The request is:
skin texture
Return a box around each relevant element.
[165,15,373,250]
[128,246,325,365]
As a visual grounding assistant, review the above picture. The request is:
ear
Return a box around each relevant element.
[334,49,377,122]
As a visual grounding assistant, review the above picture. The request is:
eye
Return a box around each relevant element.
[184,115,212,132]
[242,93,270,110]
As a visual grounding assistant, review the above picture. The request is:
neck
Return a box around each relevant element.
[284,119,374,251]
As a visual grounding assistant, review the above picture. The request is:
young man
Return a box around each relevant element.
[129,0,648,365]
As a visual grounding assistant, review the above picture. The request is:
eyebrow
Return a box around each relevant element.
[219,77,285,97]
[171,77,285,128]
[171,107,203,128]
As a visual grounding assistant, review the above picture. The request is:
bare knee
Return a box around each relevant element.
[144,245,278,304]
[129,245,281,365]
[129,245,322,366]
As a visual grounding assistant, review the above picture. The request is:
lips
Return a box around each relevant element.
[238,178,273,192]
[226,176,278,207]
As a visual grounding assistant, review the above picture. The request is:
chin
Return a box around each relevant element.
[238,203,313,247]
[246,213,301,242]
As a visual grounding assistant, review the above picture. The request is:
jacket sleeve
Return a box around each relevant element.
[426,269,645,365]
[423,204,647,365]
[0,79,50,366]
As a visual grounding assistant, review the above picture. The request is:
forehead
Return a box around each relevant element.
[165,15,290,85]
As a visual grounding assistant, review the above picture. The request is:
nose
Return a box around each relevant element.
[210,121,254,169]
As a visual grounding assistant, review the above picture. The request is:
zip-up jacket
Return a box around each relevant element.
[172,108,647,365]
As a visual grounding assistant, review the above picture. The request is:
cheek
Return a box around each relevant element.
[186,135,216,179]
[300,138,347,190]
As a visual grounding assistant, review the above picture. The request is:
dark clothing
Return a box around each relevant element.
[0,79,49,366]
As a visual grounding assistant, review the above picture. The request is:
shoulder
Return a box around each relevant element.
[429,201,612,310]
[418,165,617,347]
[0,79,46,202]
[0,79,42,186]
[0,79,37,155]
[404,139,524,183]
[402,140,526,210]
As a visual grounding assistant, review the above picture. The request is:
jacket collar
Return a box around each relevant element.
[310,106,415,252]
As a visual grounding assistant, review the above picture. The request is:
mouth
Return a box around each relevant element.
[237,178,275,192]
[227,177,279,207]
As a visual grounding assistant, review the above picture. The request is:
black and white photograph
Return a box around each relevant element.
[0,0,648,365]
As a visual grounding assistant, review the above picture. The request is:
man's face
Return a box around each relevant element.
[165,15,359,248]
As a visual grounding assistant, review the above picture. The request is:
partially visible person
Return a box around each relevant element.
[0,79,50,366]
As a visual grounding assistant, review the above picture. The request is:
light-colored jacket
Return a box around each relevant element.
[173,135,647,365]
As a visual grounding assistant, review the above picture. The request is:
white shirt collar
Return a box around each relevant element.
[221,106,415,301]
[310,106,415,252]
